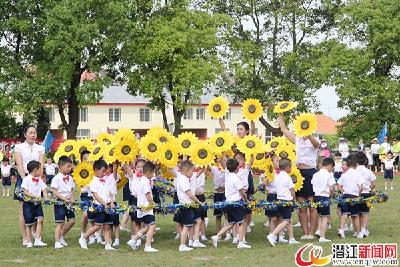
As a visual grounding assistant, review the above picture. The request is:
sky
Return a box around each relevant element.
[314,86,348,120]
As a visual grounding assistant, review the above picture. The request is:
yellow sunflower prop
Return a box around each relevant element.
[159,143,179,168]
[114,128,135,142]
[263,158,275,183]
[252,151,267,169]
[73,161,95,188]
[190,141,215,167]
[160,165,175,180]
[209,131,234,154]
[236,134,264,156]
[207,96,229,119]
[265,136,286,152]
[74,139,93,160]
[273,101,298,113]
[242,98,263,121]
[147,127,176,144]
[103,144,117,164]
[289,166,304,192]
[117,169,128,190]
[139,135,162,161]
[114,138,139,163]
[96,132,114,145]
[177,131,197,155]
[88,144,106,162]
[275,146,296,162]
[293,113,317,137]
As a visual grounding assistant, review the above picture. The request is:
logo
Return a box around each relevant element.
[295,244,331,267]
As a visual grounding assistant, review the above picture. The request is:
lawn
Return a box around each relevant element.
[0,176,398,267]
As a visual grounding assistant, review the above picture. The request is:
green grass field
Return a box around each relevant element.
[0,176,398,267]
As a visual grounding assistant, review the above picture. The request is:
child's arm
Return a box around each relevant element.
[278,113,296,144]
[239,188,248,201]
[250,121,256,135]
[23,188,38,199]
[112,162,118,180]
[307,135,320,149]
[42,188,49,200]
[92,192,108,207]
[196,167,206,177]
[146,192,156,206]
[185,190,202,205]
[247,154,255,169]
[337,184,344,193]
[290,188,295,200]
[51,187,69,202]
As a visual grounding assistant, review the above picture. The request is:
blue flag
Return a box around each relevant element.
[43,130,54,153]
[378,122,388,144]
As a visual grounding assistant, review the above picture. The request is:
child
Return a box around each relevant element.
[210,157,227,236]
[176,160,206,252]
[194,168,208,241]
[382,152,395,190]
[337,154,363,239]
[21,160,48,248]
[365,147,373,170]
[44,157,58,185]
[1,158,12,197]
[79,160,115,250]
[267,158,300,247]
[334,152,343,182]
[127,162,159,252]
[50,156,76,249]
[211,158,251,249]
[311,158,336,243]
[106,163,120,247]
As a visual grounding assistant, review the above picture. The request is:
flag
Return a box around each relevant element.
[43,130,54,153]
[378,122,388,144]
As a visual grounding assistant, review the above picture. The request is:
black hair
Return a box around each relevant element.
[226,158,239,172]
[237,121,250,133]
[135,158,147,167]
[334,152,342,157]
[387,151,393,155]
[181,160,194,170]
[279,158,292,170]
[234,151,246,159]
[143,162,157,174]
[2,157,9,162]
[346,154,357,168]
[355,151,368,166]
[321,157,335,167]
[23,125,37,135]
[27,160,41,173]
[93,159,108,171]
[58,155,72,167]
[80,150,90,161]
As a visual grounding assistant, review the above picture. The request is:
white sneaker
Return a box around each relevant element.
[112,239,120,247]
[136,239,142,247]
[356,232,364,239]
[264,221,269,227]
[315,230,321,237]
[385,187,388,190]
[224,234,232,241]
[155,227,161,231]
[96,237,103,244]
[127,239,136,248]
[364,229,370,237]
[34,239,47,247]
[319,237,331,243]
[105,244,117,251]
[26,242,33,248]
[289,238,300,244]
[246,225,252,233]
[60,238,68,247]
[144,246,159,252]
[338,229,345,239]
[88,236,96,245]
[204,218,209,228]
[174,233,180,239]
[22,240,28,246]
[179,244,193,252]
[350,224,354,232]
[192,240,206,248]
[232,237,238,244]
[307,235,315,240]
[300,235,309,240]
[250,221,255,227]
[237,242,251,249]
[391,186,394,190]
[327,224,332,230]
[211,235,219,248]
[55,242,64,249]
[79,237,88,249]
[278,236,288,243]
[293,222,301,227]
[267,234,276,247]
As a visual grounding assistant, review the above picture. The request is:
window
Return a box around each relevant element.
[196,108,205,120]
[183,108,193,120]
[223,108,231,120]
[109,108,121,122]
[79,107,88,122]
[48,107,54,122]
[76,129,90,139]
[265,128,273,142]
[140,108,151,122]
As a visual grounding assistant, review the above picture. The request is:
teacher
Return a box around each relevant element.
[278,113,319,240]
[14,125,45,246]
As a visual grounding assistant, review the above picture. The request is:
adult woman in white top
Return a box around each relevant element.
[338,138,350,159]
[14,125,45,246]
[278,113,320,239]
[370,138,381,172]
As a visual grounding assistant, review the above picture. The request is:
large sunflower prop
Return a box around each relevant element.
[114,138,139,163]
[74,139,93,160]
[139,135,162,161]
[73,161,95,188]
[88,144,106,162]
[103,144,117,164]
[242,98,263,121]
[289,166,304,192]
[96,132,114,145]
[265,136,286,152]
[209,131,234,154]
[147,127,176,145]
[190,141,215,167]
[159,143,179,168]
[117,169,128,190]
[57,140,77,158]
[236,134,264,156]
[177,132,197,156]
[207,96,229,119]
[273,101,298,114]
[252,150,267,169]
[293,113,317,137]
[263,158,275,183]
[275,146,297,162]
[160,165,175,180]
[114,128,135,142]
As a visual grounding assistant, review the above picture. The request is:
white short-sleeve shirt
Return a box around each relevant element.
[224,171,243,202]
[383,159,395,170]
[176,173,193,204]
[381,142,391,154]
[50,173,75,198]
[275,171,294,201]
[136,177,154,218]
[334,160,343,173]
[370,143,380,154]
[21,174,47,198]
[265,171,278,194]
[237,166,250,190]
[356,165,377,194]
[106,174,118,199]
[311,169,336,197]
[44,163,57,176]
[295,137,319,168]
[89,176,112,205]
[211,166,225,190]
[128,172,141,197]
[337,168,363,196]
[14,142,45,174]
[1,164,11,177]
[194,173,206,195]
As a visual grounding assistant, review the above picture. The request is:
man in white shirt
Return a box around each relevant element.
[44,158,58,185]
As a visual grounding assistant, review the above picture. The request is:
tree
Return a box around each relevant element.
[123,0,229,136]
[205,0,341,135]
[0,0,130,139]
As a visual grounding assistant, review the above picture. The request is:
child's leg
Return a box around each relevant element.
[36,217,44,239]
[216,223,234,238]
[269,217,278,233]
[103,225,111,245]
[84,224,101,239]
[55,223,64,242]
[200,219,206,236]
[361,213,368,230]
[189,225,194,241]
[193,219,201,241]
[272,220,289,236]
[62,219,76,238]
[180,226,189,245]
[19,202,27,241]
[385,179,388,189]
[114,225,120,240]
[6,186,10,196]
[339,214,346,230]
[2,186,5,196]
[25,226,32,243]
[81,212,88,235]
[286,221,294,239]
[238,222,246,242]
[215,216,222,233]
[352,215,360,234]
[145,224,156,247]
[320,216,328,238]
[121,212,129,229]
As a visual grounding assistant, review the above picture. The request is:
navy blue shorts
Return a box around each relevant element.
[334,172,342,182]
[340,194,360,216]
[265,194,280,217]
[296,168,317,198]
[13,174,24,201]
[179,208,199,227]
[278,205,292,221]
[95,211,113,225]
[122,183,130,202]
[2,176,11,186]
[23,202,44,226]
[112,202,120,226]
[54,204,75,223]
[359,193,371,214]
[213,192,226,217]
[195,194,207,219]
[314,196,330,216]
[80,193,95,221]
[384,169,393,179]
[227,206,244,225]
[129,196,142,223]
[140,215,156,226]
[46,175,54,185]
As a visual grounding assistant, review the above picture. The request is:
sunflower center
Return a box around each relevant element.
[271,141,279,148]
[280,102,289,109]
[198,149,208,159]
[104,138,111,145]
[80,169,89,179]
[248,104,256,113]
[256,153,264,160]
[182,140,191,148]
[300,121,310,130]
[213,104,221,112]
[246,140,255,149]
[165,150,173,160]
[291,174,297,183]
[148,143,157,153]
[93,147,100,154]
[122,145,131,155]
[109,148,114,156]
[279,151,289,158]
[160,137,167,143]
[65,145,73,152]
[216,137,225,147]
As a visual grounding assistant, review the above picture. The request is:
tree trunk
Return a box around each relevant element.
[259,116,282,136]
[161,107,169,130]
[65,62,83,139]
